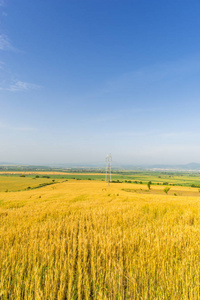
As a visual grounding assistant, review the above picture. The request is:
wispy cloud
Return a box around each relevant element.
[106,56,200,89]
[0,2,41,94]
[7,80,41,92]
[93,55,200,107]
[0,33,21,53]
[0,60,41,92]
[0,75,42,92]
[0,34,13,51]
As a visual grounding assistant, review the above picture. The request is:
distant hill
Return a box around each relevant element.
[1,162,200,171]
[148,163,200,171]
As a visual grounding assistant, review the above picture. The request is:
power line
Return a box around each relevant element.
[105,153,112,185]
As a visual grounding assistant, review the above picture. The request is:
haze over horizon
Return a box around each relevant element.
[1,1,200,165]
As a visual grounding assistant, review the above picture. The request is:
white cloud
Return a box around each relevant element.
[8,80,41,92]
[0,34,12,51]
[0,62,41,92]
[0,5,41,93]
[0,79,41,92]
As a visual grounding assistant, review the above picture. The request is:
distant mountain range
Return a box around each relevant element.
[117,162,200,171]
[144,162,200,171]
[1,162,200,171]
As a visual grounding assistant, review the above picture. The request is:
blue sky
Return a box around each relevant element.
[1,0,200,165]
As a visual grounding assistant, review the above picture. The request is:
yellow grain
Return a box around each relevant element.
[1,180,200,299]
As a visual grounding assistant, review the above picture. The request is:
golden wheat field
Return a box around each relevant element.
[1,178,200,299]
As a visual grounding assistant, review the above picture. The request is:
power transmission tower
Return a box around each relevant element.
[105,154,112,185]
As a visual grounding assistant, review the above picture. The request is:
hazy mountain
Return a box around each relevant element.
[1,162,200,171]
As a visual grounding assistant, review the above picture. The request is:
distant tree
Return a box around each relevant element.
[147,181,152,190]
[164,187,170,194]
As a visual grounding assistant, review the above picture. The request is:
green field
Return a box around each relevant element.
[0,175,64,192]
[1,170,200,189]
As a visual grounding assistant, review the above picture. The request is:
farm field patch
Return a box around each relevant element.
[1,170,200,187]
[0,175,63,192]
[1,177,200,299]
